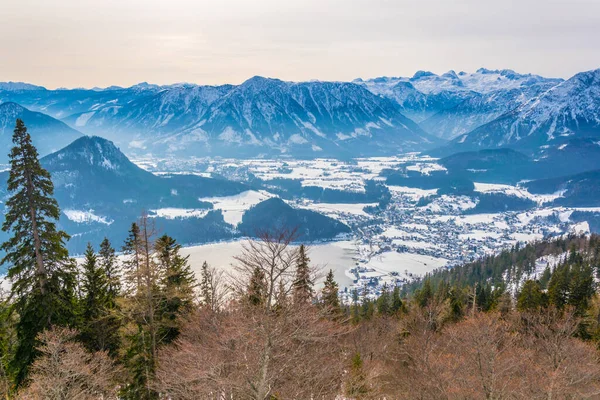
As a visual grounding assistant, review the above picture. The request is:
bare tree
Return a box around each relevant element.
[517,308,600,399]
[232,229,300,312]
[380,308,600,399]
[18,327,121,399]
[154,303,346,399]
[199,261,229,312]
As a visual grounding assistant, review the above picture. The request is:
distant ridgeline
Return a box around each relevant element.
[2,68,600,160]
[404,234,600,313]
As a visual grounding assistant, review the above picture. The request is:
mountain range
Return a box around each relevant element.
[0,67,599,160]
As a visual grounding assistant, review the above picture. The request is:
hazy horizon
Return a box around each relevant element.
[2,0,600,89]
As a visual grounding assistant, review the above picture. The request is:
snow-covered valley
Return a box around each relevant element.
[130,154,599,298]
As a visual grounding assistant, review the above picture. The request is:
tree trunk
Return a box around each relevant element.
[26,169,46,295]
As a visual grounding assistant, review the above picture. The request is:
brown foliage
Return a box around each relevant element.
[154,304,346,399]
[379,308,600,399]
[18,327,121,399]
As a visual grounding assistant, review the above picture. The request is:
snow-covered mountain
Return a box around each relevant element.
[356,69,563,139]
[2,68,596,160]
[0,102,83,163]
[58,76,438,157]
[62,84,234,143]
[0,84,163,119]
[445,69,600,154]
[0,82,46,91]
[420,82,560,139]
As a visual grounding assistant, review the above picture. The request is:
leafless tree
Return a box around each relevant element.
[516,308,600,399]
[154,303,346,399]
[199,262,229,312]
[380,308,600,399]
[231,228,300,312]
[18,327,121,399]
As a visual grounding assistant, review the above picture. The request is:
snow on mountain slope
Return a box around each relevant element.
[421,82,560,139]
[0,82,46,91]
[63,84,235,149]
[0,102,83,163]
[446,69,600,153]
[125,76,439,157]
[357,69,563,139]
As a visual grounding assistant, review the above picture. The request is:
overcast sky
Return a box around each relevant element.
[1,0,599,88]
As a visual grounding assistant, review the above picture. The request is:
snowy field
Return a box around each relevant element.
[198,190,273,225]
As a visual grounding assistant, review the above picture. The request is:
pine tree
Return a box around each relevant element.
[538,266,552,290]
[247,266,267,307]
[391,286,403,314]
[0,119,77,385]
[517,280,545,312]
[376,284,390,316]
[275,279,289,311]
[321,269,340,311]
[122,223,142,293]
[448,286,464,321]
[199,261,213,309]
[79,243,120,355]
[414,277,433,308]
[345,352,369,398]
[155,234,197,343]
[568,263,595,314]
[121,214,162,399]
[292,245,314,305]
[548,263,570,309]
[99,237,120,303]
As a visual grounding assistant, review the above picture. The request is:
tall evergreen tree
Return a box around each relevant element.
[0,119,77,385]
[199,261,213,309]
[292,245,314,305]
[79,242,120,355]
[414,277,433,308]
[99,237,120,303]
[568,263,595,314]
[517,280,545,312]
[247,266,267,307]
[377,284,390,316]
[155,234,197,343]
[81,243,106,323]
[548,263,570,309]
[391,286,403,314]
[122,223,142,292]
[121,215,162,399]
[321,269,340,311]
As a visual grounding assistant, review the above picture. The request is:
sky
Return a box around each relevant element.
[1,0,599,89]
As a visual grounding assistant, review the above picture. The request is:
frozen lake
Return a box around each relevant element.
[180,239,449,291]
[181,240,360,287]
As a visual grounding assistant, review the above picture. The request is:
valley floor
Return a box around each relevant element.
[129,154,599,301]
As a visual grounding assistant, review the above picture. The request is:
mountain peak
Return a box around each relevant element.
[411,71,437,80]
[441,70,459,79]
[240,75,285,89]
[0,101,26,113]
[43,135,132,173]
